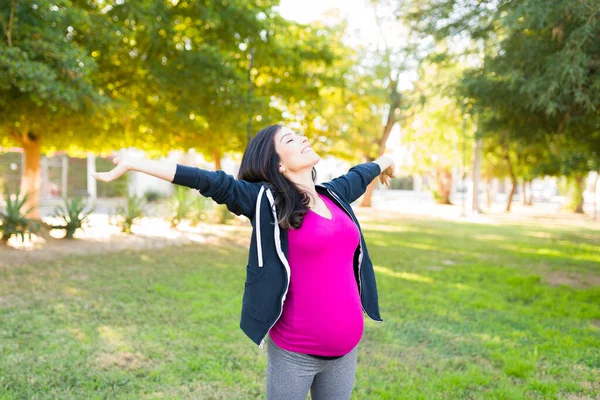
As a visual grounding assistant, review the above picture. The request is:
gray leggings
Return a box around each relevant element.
[266,336,358,400]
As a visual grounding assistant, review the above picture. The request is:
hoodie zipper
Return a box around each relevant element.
[258,188,291,348]
[325,188,381,323]
[255,186,265,267]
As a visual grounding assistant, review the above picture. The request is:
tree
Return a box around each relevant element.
[403,61,474,205]
[0,0,108,218]
[350,0,428,207]
[404,0,600,213]
[1,0,353,217]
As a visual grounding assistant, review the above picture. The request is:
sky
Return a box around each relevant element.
[277,0,372,24]
[276,0,410,160]
[276,0,381,46]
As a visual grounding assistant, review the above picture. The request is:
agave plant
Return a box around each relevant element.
[0,185,39,244]
[116,194,144,233]
[51,197,94,239]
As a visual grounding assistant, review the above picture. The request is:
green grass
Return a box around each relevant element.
[0,215,599,399]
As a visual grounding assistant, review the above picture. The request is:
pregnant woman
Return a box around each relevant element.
[94,124,395,400]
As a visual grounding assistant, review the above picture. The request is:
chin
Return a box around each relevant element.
[310,153,321,165]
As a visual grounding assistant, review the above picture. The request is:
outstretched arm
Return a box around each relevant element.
[323,155,396,204]
[93,157,260,218]
[93,156,177,183]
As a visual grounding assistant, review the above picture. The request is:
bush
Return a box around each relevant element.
[50,197,94,239]
[0,185,40,244]
[189,196,213,226]
[143,189,165,203]
[213,204,235,225]
[169,186,195,228]
[115,195,144,233]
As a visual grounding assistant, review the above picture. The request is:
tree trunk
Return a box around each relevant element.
[361,180,377,207]
[506,179,517,212]
[486,177,492,210]
[360,86,400,208]
[213,152,222,171]
[504,145,517,213]
[526,180,534,206]
[435,166,453,205]
[521,180,527,205]
[593,172,599,220]
[485,166,494,210]
[471,137,483,213]
[359,155,377,207]
[19,132,42,220]
[246,48,255,144]
[5,0,17,47]
[359,120,395,207]
[572,174,584,214]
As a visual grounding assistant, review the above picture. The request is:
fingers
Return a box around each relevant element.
[379,166,395,187]
[92,172,109,182]
[92,164,127,182]
[113,157,121,165]
[379,174,390,187]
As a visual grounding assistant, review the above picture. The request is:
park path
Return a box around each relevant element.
[0,215,251,268]
[1,203,597,268]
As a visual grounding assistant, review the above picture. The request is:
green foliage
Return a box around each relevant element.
[0,185,39,243]
[188,195,213,227]
[143,190,165,204]
[0,0,106,149]
[1,0,357,220]
[168,186,195,228]
[51,197,94,239]
[400,0,600,212]
[115,195,144,233]
[390,176,414,190]
[213,203,235,225]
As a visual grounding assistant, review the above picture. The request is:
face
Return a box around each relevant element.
[274,126,320,174]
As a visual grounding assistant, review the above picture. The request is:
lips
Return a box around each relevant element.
[301,145,313,154]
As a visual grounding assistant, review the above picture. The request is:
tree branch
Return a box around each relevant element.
[4,0,17,47]
[8,128,21,143]
[0,15,7,39]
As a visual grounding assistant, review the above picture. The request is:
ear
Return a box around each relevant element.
[279,165,286,173]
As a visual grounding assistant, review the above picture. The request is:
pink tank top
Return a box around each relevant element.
[269,193,364,356]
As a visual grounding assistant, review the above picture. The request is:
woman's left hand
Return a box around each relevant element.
[374,156,396,187]
[379,164,396,187]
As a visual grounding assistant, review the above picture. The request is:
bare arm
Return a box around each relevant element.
[92,157,177,183]
[93,156,260,218]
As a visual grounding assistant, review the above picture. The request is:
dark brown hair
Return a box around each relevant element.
[237,124,316,229]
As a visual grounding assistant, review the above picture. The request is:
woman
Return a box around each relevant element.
[94,124,395,400]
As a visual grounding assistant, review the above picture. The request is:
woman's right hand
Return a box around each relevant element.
[92,157,131,182]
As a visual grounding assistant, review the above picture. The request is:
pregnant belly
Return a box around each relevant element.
[270,288,365,357]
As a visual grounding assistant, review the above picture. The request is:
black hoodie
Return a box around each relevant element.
[172,161,384,347]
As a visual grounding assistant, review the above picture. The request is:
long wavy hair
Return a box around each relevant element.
[238,124,317,229]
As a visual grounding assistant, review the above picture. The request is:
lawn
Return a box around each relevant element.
[0,214,599,399]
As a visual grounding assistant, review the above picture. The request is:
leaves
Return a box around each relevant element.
[0,0,353,157]
[0,184,39,243]
[51,197,94,239]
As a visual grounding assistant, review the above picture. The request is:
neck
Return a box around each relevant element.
[285,169,318,206]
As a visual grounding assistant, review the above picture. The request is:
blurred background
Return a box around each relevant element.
[1,0,598,221]
[0,2,599,399]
